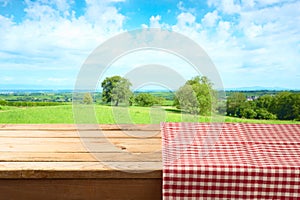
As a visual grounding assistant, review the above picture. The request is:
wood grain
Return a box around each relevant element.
[0,124,160,131]
[0,179,162,200]
[0,124,163,199]
[0,130,161,138]
[0,124,162,200]
[0,124,162,179]
[0,152,162,162]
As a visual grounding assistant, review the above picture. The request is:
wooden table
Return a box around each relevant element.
[0,124,163,200]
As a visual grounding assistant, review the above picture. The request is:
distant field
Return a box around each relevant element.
[0,105,299,124]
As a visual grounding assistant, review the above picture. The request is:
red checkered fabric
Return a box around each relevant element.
[162,123,300,199]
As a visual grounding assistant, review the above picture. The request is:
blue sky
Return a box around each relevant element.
[0,0,299,90]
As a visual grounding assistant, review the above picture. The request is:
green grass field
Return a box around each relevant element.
[0,105,299,124]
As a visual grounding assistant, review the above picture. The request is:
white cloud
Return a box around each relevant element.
[149,15,161,28]
[177,1,196,13]
[0,15,13,28]
[173,12,202,33]
[201,10,219,27]
[223,0,241,14]
[145,15,170,29]
[0,0,125,57]
[171,0,300,89]
[141,24,148,28]
[177,1,185,11]
[177,12,195,25]
[256,0,294,6]
[243,23,262,38]
[241,0,255,8]
[84,0,125,33]
[208,0,241,14]
[0,0,299,89]
[216,21,231,40]
[108,0,125,2]
[0,0,126,87]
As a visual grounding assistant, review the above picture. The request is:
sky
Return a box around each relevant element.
[0,0,299,90]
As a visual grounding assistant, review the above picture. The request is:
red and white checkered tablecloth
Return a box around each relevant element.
[161,123,300,199]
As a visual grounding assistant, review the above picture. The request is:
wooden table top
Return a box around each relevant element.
[0,124,162,179]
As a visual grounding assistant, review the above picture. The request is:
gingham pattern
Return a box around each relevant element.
[162,123,300,199]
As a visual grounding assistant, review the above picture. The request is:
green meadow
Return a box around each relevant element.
[0,104,299,124]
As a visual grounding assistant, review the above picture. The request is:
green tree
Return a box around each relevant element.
[255,95,274,110]
[253,95,277,120]
[129,95,135,106]
[134,93,156,107]
[255,108,277,120]
[83,93,93,104]
[101,76,132,106]
[174,76,216,115]
[174,84,199,114]
[226,93,247,117]
[272,92,300,120]
[134,93,165,107]
[240,107,257,119]
[0,100,7,106]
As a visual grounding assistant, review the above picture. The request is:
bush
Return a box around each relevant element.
[133,93,165,107]
[255,108,277,120]
[83,93,93,104]
[240,108,257,119]
[0,100,8,106]
[134,93,156,107]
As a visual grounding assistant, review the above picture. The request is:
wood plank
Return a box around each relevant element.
[0,179,162,200]
[0,124,163,180]
[0,124,160,131]
[0,162,162,178]
[0,137,162,153]
[0,152,162,162]
[0,130,161,138]
[0,144,161,153]
[0,137,161,144]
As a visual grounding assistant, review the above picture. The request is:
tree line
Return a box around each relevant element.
[100,75,299,121]
[3,75,295,121]
[0,100,64,107]
[226,92,300,120]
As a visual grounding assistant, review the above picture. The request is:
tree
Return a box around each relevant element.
[255,108,277,120]
[101,76,132,106]
[271,92,300,120]
[174,76,216,115]
[226,93,247,117]
[253,95,277,120]
[255,95,273,110]
[240,107,257,119]
[225,92,299,121]
[83,93,93,104]
[0,100,7,106]
[134,93,165,107]
[174,84,199,114]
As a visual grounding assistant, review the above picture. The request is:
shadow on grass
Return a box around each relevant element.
[165,108,181,114]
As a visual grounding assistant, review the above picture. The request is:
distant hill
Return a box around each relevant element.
[1,84,299,93]
[225,86,298,91]
[0,84,72,91]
